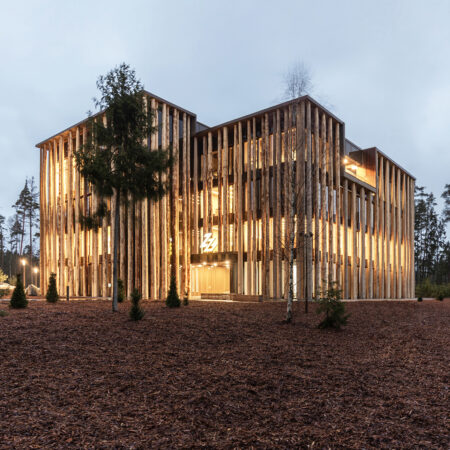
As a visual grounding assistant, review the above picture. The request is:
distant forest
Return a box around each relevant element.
[415,184,450,286]
[0,177,40,286]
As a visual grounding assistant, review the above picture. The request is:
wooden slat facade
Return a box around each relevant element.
[37,94,415,300]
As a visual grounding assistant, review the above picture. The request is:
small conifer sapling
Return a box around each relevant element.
[129,289,144,321]
[166,276,181,308]
[316,282,349,330]
[10,274,28,309]
[46,272,59,303]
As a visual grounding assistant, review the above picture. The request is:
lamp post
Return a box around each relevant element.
[21,258,27,287]
[33,267,39,287]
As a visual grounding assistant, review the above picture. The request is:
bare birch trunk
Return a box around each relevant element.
[286,139,297,322]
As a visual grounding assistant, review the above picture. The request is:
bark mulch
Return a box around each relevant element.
[0,299,448,448]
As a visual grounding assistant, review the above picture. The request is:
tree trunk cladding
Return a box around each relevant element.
[37,93,415,300]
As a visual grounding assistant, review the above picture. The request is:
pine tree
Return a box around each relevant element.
[117,278,125,303]
[75,63,171,312]
[10,273,27,309]
[415,186,447,283]
[442,183,450,223]
[46,272,59,303]
[129,288,144,321]
[166,276,181,308]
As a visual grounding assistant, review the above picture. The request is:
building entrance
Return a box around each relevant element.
[191,264,230,295]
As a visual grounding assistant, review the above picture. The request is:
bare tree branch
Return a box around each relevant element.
[283,61,313,100]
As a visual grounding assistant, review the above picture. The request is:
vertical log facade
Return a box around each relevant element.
[37,93,415,300]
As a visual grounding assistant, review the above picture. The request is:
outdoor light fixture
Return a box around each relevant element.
[33,267,38,274]
[21,259,26,266]
[343,157,349,164]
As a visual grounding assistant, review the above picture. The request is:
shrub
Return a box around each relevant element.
[129,289,144,321]
[166,276,181,308]
[316,282,349,330]
[417,297,423,302]
[117,279,125,303]
[436,293,444,301]
[46,273,59,303]
[10,274,27,309]
[416,280,450,299]
[0,310,8,317]
[183,290,189,306]
[0,289,9,298]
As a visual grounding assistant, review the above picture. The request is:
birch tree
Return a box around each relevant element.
[283,61,312,100]
[279,62,313,322]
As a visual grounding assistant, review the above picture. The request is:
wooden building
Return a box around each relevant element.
[37,92,415,300]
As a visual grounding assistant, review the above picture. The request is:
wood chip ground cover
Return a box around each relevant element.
[0,300,448,448]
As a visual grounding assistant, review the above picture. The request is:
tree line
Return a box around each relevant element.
[0,177,40,285]
[415,184,450,289]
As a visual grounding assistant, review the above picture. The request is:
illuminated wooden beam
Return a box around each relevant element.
[186,116,191,296]
[343,178,349,298]
[207,131,213,235]
[296,102,305,301]
[351,182,357,299]
[396,168,402,298]
[237,121,243,294]
[181,113,188,296]
[360,186,366,298]
[320,113,327,286]
[379,157,385,299]
[305,102,313,303]
[246,119,252,295]
[39,147,45,292]
[251,118,257,295]
[368,192,373,299]
[193,137,199,256]
[222,127,228,253]
[410,178,415,297]
[391,166,396,298]
[67,132,73,296]
[314,107,320,297]
[276,108,283,299]
[385,158,391,298]
[334,122,341,287]
[74,128,80,297]
[217,127,223,254]
[171,108,180,290]
[58,137,66,294]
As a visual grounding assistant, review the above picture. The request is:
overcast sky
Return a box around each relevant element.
[1,0,449,225]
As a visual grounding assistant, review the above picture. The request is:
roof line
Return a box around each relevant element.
[194,94,344,137]
[374,147,416,180]
[35,90,197,147]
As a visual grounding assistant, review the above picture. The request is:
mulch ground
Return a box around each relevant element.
[0,299,448,449]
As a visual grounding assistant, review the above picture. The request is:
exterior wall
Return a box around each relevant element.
[39,93,195,299]
[38,95,415,300]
